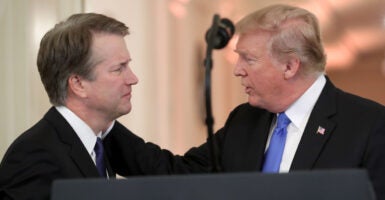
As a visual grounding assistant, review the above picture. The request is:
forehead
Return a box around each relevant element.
[235,31,271,56]
[92,33,127,52]
[91,33,130,63]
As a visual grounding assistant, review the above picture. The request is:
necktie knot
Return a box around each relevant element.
[94,137,103,155]
[276,112,291,129]
[94,137,107,177]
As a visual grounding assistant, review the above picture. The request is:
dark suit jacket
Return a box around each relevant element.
[105,78,385,199]
[0,107,115,200]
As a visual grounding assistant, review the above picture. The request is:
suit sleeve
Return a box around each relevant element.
[104,121,233,175]
[104,105,247,176]
[364,108,385,200]
[0,138,61,200]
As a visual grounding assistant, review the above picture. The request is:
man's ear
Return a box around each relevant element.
[68,74,87,98]
[283,55,300,79]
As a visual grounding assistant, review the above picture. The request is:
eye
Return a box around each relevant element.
[246,57,256,63]
[112,63,127,73]
[243,56,257,65]
[235,51,258,66]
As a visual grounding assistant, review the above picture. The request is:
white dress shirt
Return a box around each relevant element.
[55,106,114,171]
[265,75,326,173]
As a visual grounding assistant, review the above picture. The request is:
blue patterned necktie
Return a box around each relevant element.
[262,112,291,173]
[94,137,107,177]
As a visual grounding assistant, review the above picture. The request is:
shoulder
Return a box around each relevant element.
[1,109,67,171]
[223,103,272,127]
[0,119,61,200]
[229,103,269,118]
[334,87,385,114]
[10,116,59,150]
[1,117,62,165]
[322,78,385,115]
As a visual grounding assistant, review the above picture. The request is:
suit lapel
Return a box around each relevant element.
[68,138,101,177]
[103,145,116,178]
[44,107,101,177]
[223,105,274,171]
[290,79,337,170]
[253,111,275,170]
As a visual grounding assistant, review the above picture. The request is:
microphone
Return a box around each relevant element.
[202,14,235,173]
[205,16,235,49]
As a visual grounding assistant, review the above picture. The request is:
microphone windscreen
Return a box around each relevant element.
[205,17,235,49]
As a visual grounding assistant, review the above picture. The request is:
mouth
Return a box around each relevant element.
[243,85,251,94]
[122,92,131,98]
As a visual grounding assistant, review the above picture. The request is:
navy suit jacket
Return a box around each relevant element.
[105,78,385,199]
[0,107,115,200]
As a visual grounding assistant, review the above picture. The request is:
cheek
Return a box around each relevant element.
[90,81,117,99]
[249,69,278,94]
[96,78,118,91]
[247,67,266,86]
[101,84,120,98]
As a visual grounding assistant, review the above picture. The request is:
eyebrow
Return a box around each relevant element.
[234,49,246,54]
[234,49,257,58]
[118,58,132,65]
[234,48,256,56]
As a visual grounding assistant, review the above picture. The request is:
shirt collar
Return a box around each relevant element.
[285,74,326,130]
[102,120,115,139]
[55,106,98,155]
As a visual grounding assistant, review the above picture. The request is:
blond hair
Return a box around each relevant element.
[236,4,326,75]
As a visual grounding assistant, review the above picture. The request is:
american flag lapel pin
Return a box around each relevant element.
[316,126,326,135]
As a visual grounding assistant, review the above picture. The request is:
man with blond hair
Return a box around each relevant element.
[106,4,385,199]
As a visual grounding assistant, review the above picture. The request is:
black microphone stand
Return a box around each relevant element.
[203,14,222,173]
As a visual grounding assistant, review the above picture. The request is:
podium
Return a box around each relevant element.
[51,169,375,200]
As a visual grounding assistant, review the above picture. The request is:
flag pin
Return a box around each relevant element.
[316,126,326,135]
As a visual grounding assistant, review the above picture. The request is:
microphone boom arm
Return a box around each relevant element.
[203,14,222,173]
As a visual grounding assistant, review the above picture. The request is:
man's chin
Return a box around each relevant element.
[248,102,261,108]
[247,97,259,107]
[115,105,132,118]
[247,98,265,109]
[122,107,132,115]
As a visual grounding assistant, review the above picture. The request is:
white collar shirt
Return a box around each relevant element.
[55,106,115,165]
[265,75,326,173]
